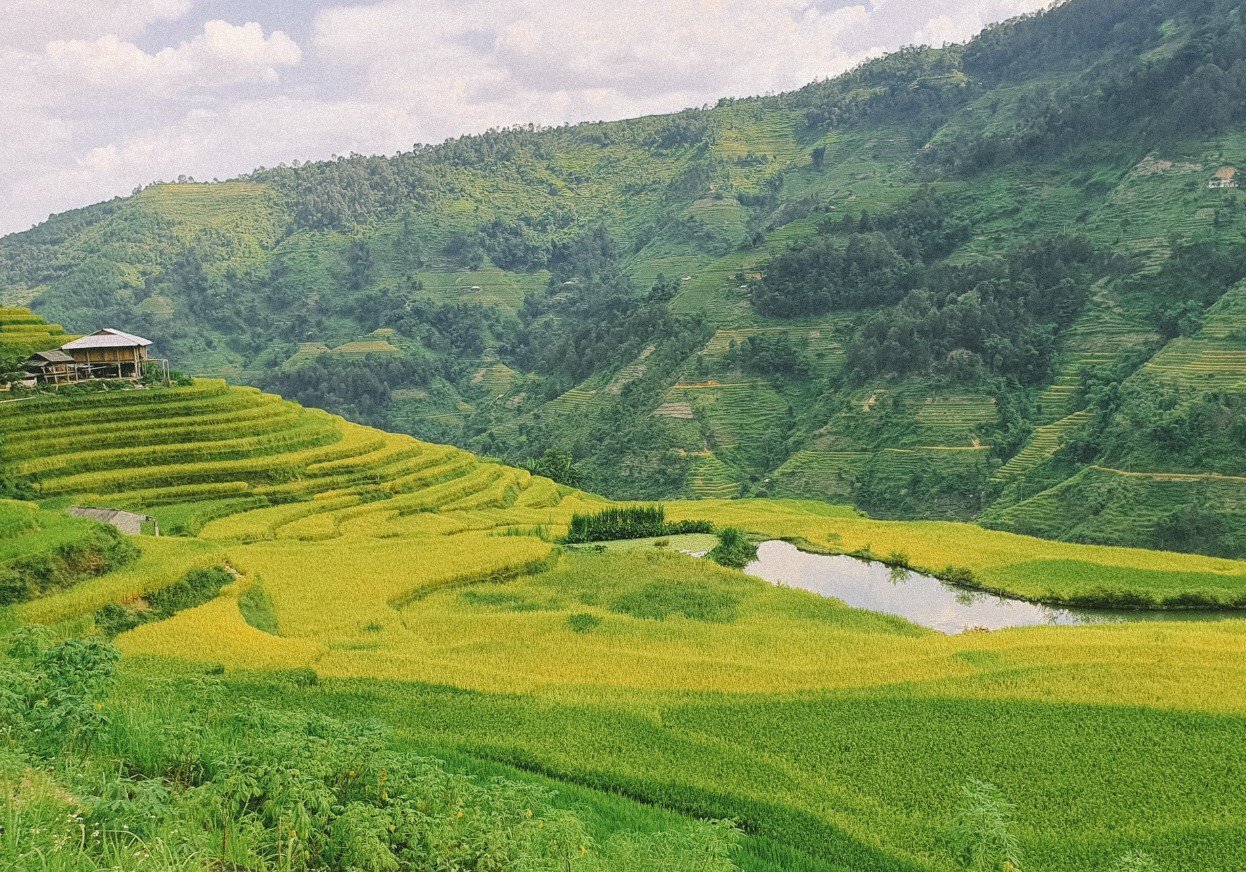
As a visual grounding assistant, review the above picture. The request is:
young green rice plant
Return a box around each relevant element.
[952,778,1023,872]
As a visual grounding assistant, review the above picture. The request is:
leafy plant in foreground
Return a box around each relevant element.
[952,777,1023,872]
[0,626,118,754]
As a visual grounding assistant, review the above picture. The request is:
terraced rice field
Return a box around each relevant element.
[137,182,282,251]
[0,307,73,357]
[992,411,1091,482]
[10,377,1246,870]
[665,381,789,466]
[911,395,996,444]
[0,380,598,543]
[693,324,846,377]
[472,361,520,395]
[1143,337,1246,388]
[772,449,871,499]
[1034,352,1117,422]
[984,464,1246,550]
[414,268,549,310]
[688,453,742,498]
[666,218,821,323]
[329,339,402,357]
[542,387,598,414]
[281,342,331,370]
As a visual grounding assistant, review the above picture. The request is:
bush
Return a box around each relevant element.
[92,566,233,638]
[0,524,139,606]
[565,505,667,543]
[563,506,714,544]
[707,528,758,569]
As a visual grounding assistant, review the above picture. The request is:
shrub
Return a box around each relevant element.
[563,505,713,543]
[952,778,1023,872]
[0,524,139,606]
[92,566,233,638]
[565,505,668,543]
[0,627,119,753]
[707,528,758,569]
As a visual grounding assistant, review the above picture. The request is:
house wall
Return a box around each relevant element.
[66,346,146,364]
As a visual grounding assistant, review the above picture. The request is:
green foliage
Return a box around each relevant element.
[1110,851,1161,872]
[523,449,581,486]
[0,507,139,606]
[952,778,1023,872]
[724,334,814,382]
[0,626,118,753]
[707,527,758,569]
[0,635,742,871]
[750,190,971,317]
[566,505,668,543]
[847,235,1100,385]
[564,505,713,544]
[566,612,602,634]
[13,0,1246,531]
[936,0,1246,170]
[93,567,232,638]
[238,582,279,634]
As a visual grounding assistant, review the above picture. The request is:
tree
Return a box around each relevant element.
[344,239,376,291]
[524,449,581,486]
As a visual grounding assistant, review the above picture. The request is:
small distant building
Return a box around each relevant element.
[1209,167,1239,189]
[22,349,76,386]
[68,506,159,536]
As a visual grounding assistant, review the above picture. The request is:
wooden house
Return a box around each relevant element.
[59,329,152,380]
[22,349,76,386]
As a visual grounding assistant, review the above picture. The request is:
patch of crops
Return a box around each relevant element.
[564,504,713,543]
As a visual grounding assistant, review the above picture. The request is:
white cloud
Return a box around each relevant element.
[41,20,301,97]
[0,0,194,50]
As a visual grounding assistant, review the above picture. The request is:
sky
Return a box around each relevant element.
[0,0,1049,237]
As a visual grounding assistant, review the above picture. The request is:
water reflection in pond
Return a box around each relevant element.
[743,540,1233,634]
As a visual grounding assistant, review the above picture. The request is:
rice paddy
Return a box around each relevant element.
[5,379,1246,869]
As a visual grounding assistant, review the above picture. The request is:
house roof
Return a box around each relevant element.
[26,349,74,364]
[68,506,155,524]
[60,329,152,351]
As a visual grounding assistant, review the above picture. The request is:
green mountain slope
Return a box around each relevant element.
[7,0,1246,556]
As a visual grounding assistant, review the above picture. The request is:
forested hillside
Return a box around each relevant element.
[7,0,1246,556]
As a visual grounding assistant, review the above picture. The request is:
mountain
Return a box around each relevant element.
[7,0,1246,557]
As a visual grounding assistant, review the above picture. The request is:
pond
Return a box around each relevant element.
[743,540,1234,634]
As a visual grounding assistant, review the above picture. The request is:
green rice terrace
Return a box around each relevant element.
[4,0,1246,868]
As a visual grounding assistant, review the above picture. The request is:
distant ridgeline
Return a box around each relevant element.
[6,0,1246,557]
